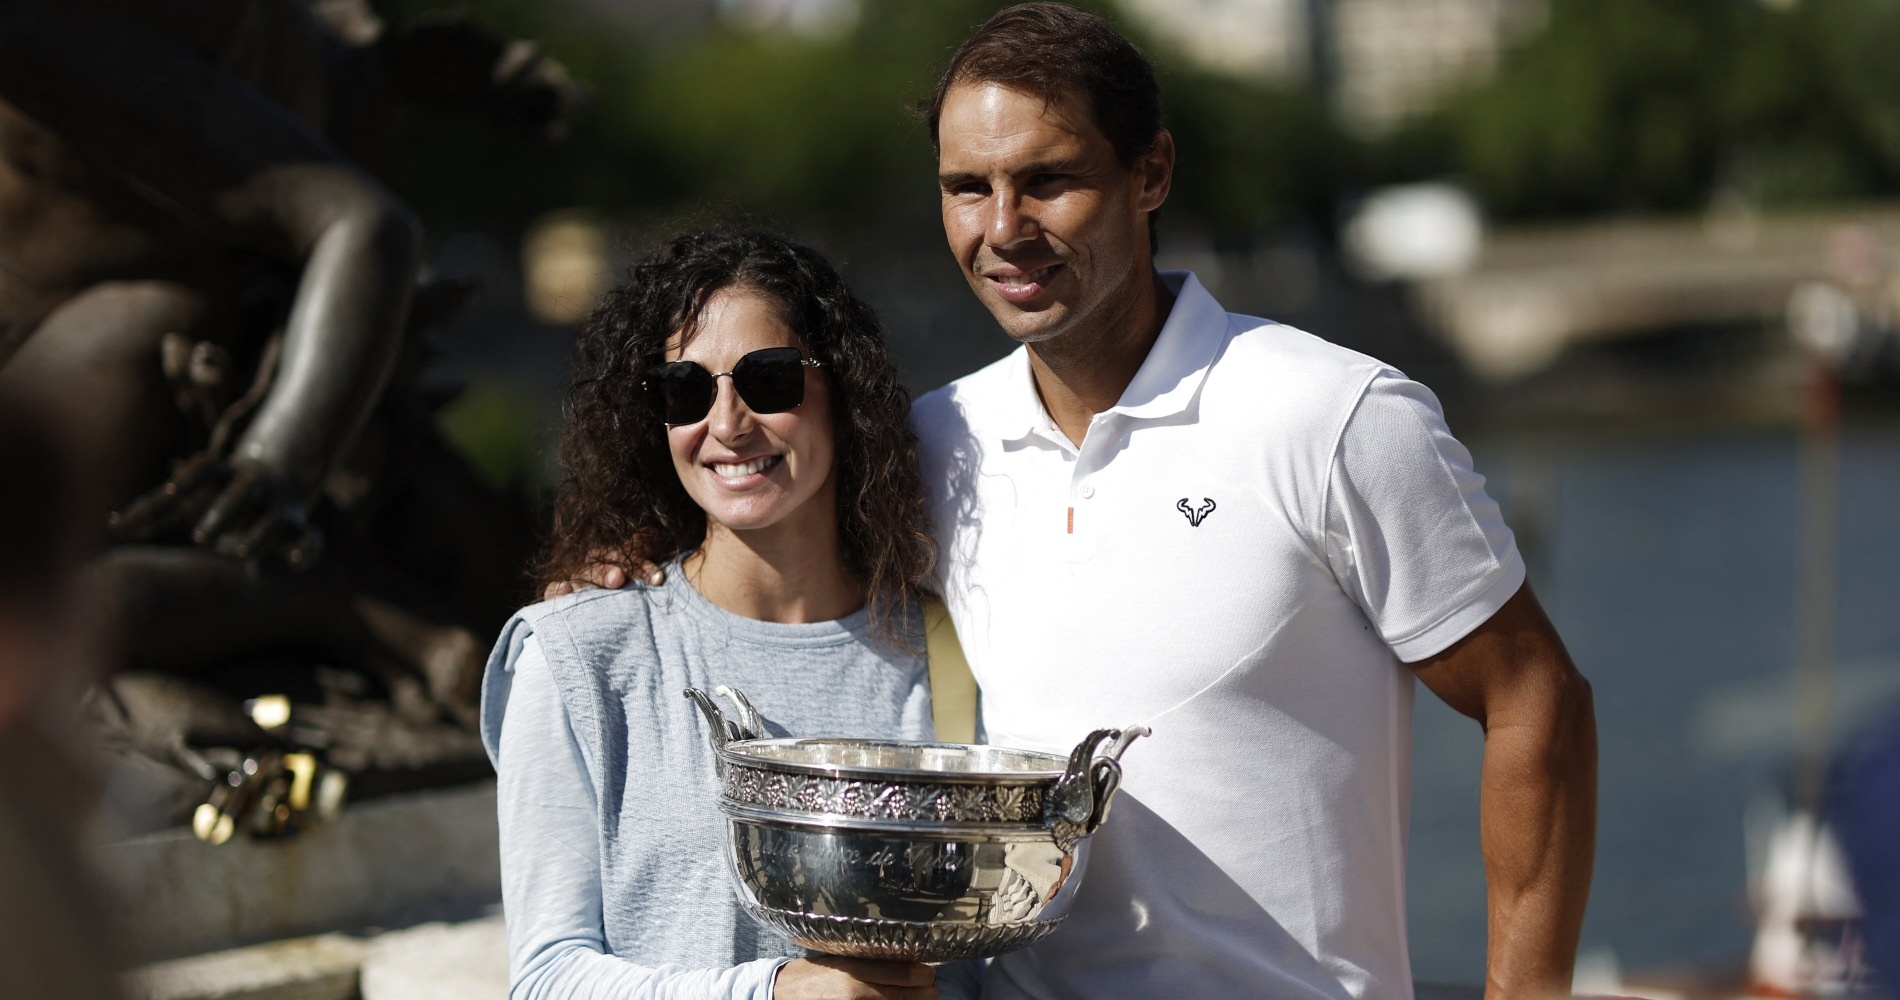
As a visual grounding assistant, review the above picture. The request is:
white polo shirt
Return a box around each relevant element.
[911,272,1524,1000]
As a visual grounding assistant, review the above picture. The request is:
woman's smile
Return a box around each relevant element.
[665,287,837,542]
[708,454,782,479]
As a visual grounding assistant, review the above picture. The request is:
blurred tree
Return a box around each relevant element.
[1160,63,1337,245]
[376,0,654,234]
[354,0,1900,256]
[376,0,1339,245]
[1426,0,1900,218]
[622,0,996,220]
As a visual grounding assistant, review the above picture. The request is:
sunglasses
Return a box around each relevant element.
[644,346,823,425]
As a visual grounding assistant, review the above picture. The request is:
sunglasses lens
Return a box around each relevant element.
[646,348,811,424]
[649,362,714,424]
[732,347,807,414]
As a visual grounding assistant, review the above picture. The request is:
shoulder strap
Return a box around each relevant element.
[921,595,978,744]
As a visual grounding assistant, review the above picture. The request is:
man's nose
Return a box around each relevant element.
[987,190,1037,248]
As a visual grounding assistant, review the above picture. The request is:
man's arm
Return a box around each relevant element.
[1410,582,1597,1000]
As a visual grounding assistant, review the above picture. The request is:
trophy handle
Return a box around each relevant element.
[683,685,766,754]
[1044,725,1150,849]
[1085,725,1148,830]
[715,684,766,741]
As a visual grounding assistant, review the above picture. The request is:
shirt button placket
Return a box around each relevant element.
[1068,423,1111,560]
[1066,472,1098,561]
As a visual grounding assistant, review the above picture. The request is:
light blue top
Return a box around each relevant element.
[481,564,981,1000]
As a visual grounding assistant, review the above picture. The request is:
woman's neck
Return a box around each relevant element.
[681,521,865,624]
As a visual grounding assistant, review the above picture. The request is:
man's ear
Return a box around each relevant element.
[1136,129,1175,213]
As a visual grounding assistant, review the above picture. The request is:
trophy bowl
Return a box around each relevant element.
[686,687,1148,963]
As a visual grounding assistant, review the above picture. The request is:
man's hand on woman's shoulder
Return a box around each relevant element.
[540,554,662,599]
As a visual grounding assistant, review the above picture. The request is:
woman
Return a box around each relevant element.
[481,229,974,1000]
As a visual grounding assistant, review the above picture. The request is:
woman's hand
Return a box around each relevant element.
[773,956,937,1000]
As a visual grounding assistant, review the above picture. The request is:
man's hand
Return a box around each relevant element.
[541,555,661,599]
[1410,582,1597,1000]
[773,957,937,1000]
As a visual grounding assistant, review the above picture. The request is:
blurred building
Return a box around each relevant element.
[1115,0,1311,80]
[546,0,860,41]
[1115,0,1546,133]
[1331,0,1545,133]
[717,0,861,38]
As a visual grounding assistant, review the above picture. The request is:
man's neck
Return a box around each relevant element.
[1027,271,1176,446]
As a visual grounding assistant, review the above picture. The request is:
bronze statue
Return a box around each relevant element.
[0,0,577,831]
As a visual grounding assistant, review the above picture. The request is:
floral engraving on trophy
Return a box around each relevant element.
[948,784,991,820]
[990,785,1031,822]
[721,763,1046,823]
[873,784,911,818]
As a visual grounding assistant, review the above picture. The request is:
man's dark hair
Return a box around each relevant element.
[925,3,1165,244]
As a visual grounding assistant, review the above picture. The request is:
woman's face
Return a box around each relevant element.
[664,286,838,543]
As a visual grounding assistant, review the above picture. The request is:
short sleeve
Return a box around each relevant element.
[1322,370,1525,661]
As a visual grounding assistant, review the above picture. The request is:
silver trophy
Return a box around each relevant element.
[685,686,1148,962]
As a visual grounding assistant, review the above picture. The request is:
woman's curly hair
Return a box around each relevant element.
[536,228,935,647]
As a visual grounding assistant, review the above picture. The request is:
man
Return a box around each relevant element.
[909,5,1596,998]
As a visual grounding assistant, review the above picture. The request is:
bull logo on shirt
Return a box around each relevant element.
[1177,497,1216,527]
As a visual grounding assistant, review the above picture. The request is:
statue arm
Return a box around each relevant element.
[0,0,419,556]
[220,164,419,513]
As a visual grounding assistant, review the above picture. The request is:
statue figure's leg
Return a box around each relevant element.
[90,546,356,674]
[0,280,223,534]
[86,546,489,833]
[88,545,481,724]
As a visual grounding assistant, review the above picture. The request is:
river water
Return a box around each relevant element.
[1407,413,1900,983]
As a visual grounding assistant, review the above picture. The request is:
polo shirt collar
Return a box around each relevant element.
[994,348,1051,443]
[996,270,1228,444]
[1110,270,1225,420]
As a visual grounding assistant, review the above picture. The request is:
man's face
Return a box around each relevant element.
[937,81,1171,348]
